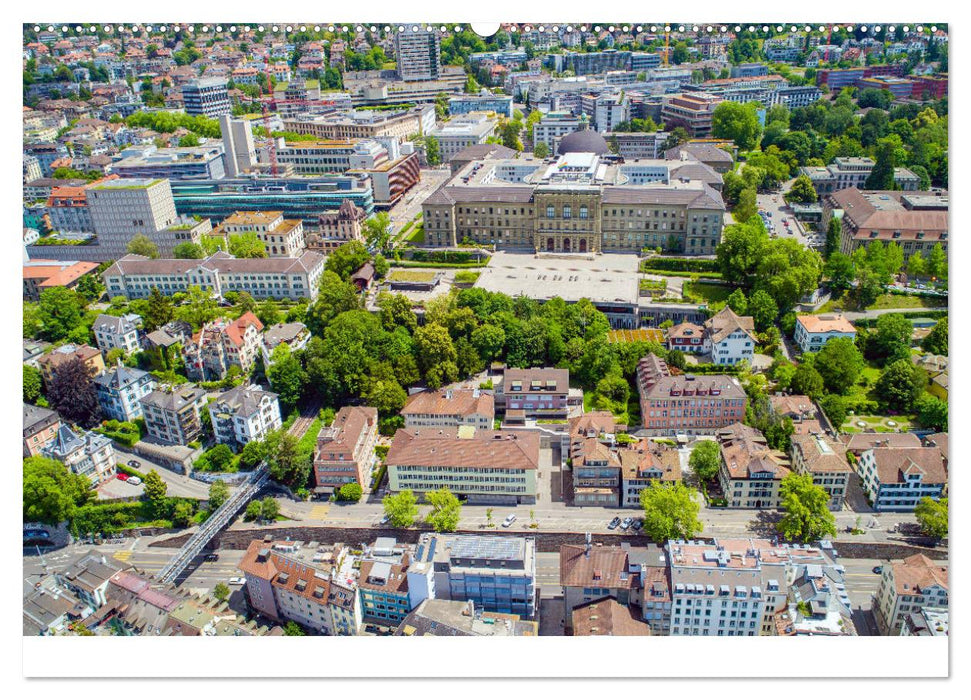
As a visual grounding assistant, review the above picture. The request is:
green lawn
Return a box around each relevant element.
[388,269,438,283]
[841,414,914,433]
[819,291,946,313]
[682,281,734,304]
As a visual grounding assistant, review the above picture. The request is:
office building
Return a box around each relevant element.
[411,533,537,619]
[111,146,227,181]
[386,427,539,504]
[395,599,537,636]
[533,111,581,152]
[661,93,724,138]
[281,106,434,142]
[22,259,99,301]
[401,388,495,431]
[448,94,514,118]
[799,157,920,195]
[427,113,499,162]
[182,78,231,118]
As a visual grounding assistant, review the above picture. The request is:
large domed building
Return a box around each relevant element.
[556,118,610,156]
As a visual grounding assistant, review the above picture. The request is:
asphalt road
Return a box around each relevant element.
[108,447,210,500]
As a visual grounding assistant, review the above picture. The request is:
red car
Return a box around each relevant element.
[116,473,129,481]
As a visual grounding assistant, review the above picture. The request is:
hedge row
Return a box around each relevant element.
[641,257,720,273]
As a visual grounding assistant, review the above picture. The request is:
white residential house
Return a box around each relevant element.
[95,365,157,422]
[704,307,756,366]
[856,447,947,512]
[208,385,283,450]
[41,425,116,485]
[793,314,856,354]
[92,314,141,356]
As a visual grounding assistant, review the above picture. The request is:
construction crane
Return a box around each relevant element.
[664,27,670,66]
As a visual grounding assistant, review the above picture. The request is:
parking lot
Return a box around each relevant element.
[756,184,820,249]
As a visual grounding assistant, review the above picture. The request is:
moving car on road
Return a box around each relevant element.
[229,577,246,586]
[127,460,141,468]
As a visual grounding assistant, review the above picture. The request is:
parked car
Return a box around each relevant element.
[632,519,643,531]
[127,460,141,468]
[872,566,883,575]
[126,476,142,486]
[116,473,129,481]
[502,514,517,528]
[621,517,634,530]
[377,515,391,526]
[229,577,246,586]
[608,517,621,530]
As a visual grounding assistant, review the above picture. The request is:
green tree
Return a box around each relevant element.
[414,323,457,377]
[173,242,206,259]
[382,489,419,528]
[338,482,363,502]
[533,141,549,158]
[126,234,159,258]
[376,292,418,333]
[790,363,825,399]
[815,337,865,394]
[363,212,391,251]
[283,621,306,636]
[871,313,913,364]
[711,101,763,150]
[171,500,195,527]
[425,487,462,532]
[265,430,309,488]
[260,496,280,520]
[921,318,947,356]
[205,444,235,471]
[914,497,948,540]
[23,456,92,525]
[864,138,898,190]
[228,231,268,258]
[325,240,371,280]
[927,243,947,281]
[244,500,263,521]
[824,252,856,295]
[733,187,758,223]
[142,469,168,517]
[875,359,927,412]
[364,376,408,415]
[144,287,174,331]
[915,394,947,432]
[424,135,441,166]
[175,285,219,330]
[776,473,837,543]
[74,273,104,303]
[208,479,229,510]
[818,394,847,429]
[725,288,748,315]
[824,217,842,259]
[716,219,769,284]
[213,582,231,602]
[785,174,818,204]
[37,287,85,343]
[23,364,43,403]
[307,271,361,333]
[747,289,779,332]
[688,440,721,484]
[256,299,283,328]
[906,250,928,279]
[639,482,703,544]
[266,344,307,411]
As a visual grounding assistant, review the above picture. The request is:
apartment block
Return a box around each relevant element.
[92,313,141,356]
[313,406,379,490]
[401,388,495,431]
[95,366,157,422]
[789,433,852,510]
[394,30,442,81]
[102,251,326,301]
[182,312,265,382]
[717,429,791,509]
[637,353,747,436]
[238,539,363,636]
[560,544,638,630]
[42,424,116,485]
[873,554,948,635]
[182,78,231,118]
[86,178,182,259]
[37,343,105,387]
[139,386,207,446]
[208,385,282,450]
[660,93,724,138]
[23,403,61,458]
[386,427,539,504]
[495,367,572,420]
[857,447,947,512]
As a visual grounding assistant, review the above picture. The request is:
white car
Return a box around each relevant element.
[126,476,142,486]
[502,514,517,527]
[229,577,246,586]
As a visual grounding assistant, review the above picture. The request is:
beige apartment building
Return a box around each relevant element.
[789,433,853,510]
[717,430,791,509]
[214,211,305,258]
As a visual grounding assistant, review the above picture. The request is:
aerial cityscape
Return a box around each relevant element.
[22,20,949,643]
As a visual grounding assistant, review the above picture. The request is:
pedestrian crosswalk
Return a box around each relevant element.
[309,504,330,521]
